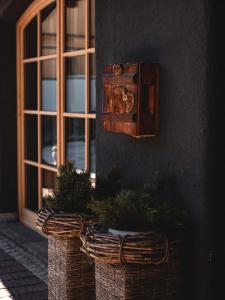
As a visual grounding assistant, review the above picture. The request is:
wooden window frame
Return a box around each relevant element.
[17,0,96,230]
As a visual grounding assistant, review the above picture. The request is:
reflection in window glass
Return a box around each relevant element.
[65,56,85,113]
[25,115,38,162]
[65,0,85,51]
[90,0,95,48]
[66,118,85,170]
[25,165,38,212]
[42,170,56,206]
[42,116,57,166]
[90,54,96,112]
[90,119,96,177]
[41,59,57,111]
[41,3,57,55]
[24,17,37,58]
[24,63,37,110]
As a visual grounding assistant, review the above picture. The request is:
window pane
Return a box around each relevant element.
[41,3,57,56]
[90,0,95,48]
[90,119,96,176]
[25,165,38,212]
[65,118,85,170]
[41,59,57,111]
[42,116,57,166]
[24,63,37,110]
[42,170,56,206]
[65,0,85,51]
[65,56,85,113]
[25,115,38,162]
[24,16,37,58]
[90,54,96,112]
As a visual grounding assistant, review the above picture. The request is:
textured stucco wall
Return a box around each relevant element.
[207,2,225,299]
[95,0,210,299]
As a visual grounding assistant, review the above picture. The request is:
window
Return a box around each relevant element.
[17,0,96,228]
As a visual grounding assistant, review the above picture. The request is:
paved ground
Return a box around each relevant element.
[0,222,48,299]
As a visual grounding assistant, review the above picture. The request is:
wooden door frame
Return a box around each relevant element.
[17,0,96,231]
[17,0,56,230]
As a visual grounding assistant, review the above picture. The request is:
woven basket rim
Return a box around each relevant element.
[80,229,182,266]
[36,208,97,237]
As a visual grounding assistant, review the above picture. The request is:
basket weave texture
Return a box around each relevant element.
[95,259,181,300]
[81,230,182,300]
[48,235,95,300]
[36,209,96,300]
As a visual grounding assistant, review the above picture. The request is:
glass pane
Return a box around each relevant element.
[90,119,96,176]
[90,0,95,48]
[41,3,57,56]
[25,165,38,212]
[65,0,85,51]
[25,115,38,162]
[42,116,57,166]
[90,54,96,112]
[65,118,85,170]
[41,59,57,111]
[24,63,37,110]
[42,170,56,205]
[65,56,85,113]
[24,16,37,58]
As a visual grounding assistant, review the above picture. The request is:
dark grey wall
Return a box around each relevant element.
[0,0,33,213]
[0,23,17,213]
[96,0,211,299]
[207,2,225,299]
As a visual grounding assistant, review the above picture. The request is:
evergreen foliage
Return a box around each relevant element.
[44,161,93,213]
[88,186,187,233]
[94,168,122,200]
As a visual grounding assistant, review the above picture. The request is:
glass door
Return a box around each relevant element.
[17,0,95,229]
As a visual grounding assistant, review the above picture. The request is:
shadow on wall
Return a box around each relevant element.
[207,2,225,299]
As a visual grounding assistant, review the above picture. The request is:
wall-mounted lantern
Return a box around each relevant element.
[102,63,160,138]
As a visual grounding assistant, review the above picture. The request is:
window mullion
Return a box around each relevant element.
[85,117,90,172]
[57,0,62,169]
[37,12,42,209]
[85,53,90,172]
[60,0,65,165]
[85,0,89,50]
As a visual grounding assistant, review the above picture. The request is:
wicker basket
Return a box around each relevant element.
[81,230,182,300]
[95,256,181,300]
[48,234,95,300]
[36,209,96,300]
